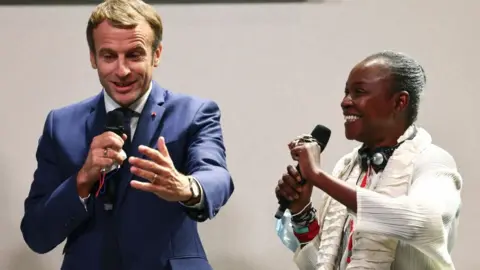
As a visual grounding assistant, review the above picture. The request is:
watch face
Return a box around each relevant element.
[192,182,200,197]
[190,177,200,198]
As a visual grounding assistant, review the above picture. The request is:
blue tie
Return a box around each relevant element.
[101,107,135,270]
[103,107,135,206]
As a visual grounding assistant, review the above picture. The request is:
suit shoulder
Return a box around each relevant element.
[49,94,99,116]
[164,90,221,110]
[44,94,100,126]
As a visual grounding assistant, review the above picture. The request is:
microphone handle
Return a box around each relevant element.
[102,126,123,210]
[274,125,330,219]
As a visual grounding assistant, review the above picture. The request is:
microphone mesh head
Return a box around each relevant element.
[106,110,124,127]
[105,110,125,136]
[311,125,331,151]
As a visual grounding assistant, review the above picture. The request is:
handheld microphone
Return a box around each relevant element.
[103,110,126,210]
[104,110,127,173]
[274,125,331,219]
[105,110,125,137]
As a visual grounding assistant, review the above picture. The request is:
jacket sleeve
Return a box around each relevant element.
[20,110,91,254]
[182,100,234,222]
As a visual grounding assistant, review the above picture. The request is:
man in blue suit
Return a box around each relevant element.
[20,1,234,269]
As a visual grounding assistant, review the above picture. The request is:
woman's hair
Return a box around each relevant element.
[365,50,426,126]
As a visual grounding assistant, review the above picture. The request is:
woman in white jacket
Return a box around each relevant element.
[275,51,462,270]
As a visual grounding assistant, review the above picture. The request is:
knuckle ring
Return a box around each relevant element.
[152,174,158,184]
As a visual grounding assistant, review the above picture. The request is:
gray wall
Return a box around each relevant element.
[0,0,479,269]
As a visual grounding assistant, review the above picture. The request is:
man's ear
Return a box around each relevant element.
[90,51,97,69]
[395,90,409,112]
[153,43,162,67]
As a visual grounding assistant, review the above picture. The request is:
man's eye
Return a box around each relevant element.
[129,53,142,59]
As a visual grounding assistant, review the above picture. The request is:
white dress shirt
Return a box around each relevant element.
[80,82,205,210]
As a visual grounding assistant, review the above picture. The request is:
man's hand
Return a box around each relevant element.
[129,137,192,202]
[77,131,127,197]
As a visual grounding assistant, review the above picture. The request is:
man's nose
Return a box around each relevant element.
[115,59,131,78]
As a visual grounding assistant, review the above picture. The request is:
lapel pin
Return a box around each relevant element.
[151,112,156,118]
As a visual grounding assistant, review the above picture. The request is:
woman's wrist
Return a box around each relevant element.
[291,202,316,229]
[291,203,320,246]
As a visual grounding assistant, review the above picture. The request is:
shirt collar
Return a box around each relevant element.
[103,81,152,114]
[397,124,417,143]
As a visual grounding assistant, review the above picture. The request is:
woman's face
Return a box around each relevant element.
[341,59,408,146]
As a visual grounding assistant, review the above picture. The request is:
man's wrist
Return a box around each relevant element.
[180,189,194,204]
[76,170,92,198]
[182,194,201,206]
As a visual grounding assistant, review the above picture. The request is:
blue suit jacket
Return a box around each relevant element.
[20,82,234,270]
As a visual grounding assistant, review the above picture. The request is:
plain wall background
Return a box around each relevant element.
[1,0,479,269]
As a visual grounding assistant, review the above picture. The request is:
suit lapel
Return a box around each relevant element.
[83,92,106,201]
[130,83,167,164]
[85,92,106,155]
[117,82,167,207]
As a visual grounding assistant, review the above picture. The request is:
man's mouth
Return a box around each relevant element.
[113,81,135,88]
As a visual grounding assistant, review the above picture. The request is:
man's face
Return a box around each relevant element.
[341,59,408,144]
[90,20,161,107]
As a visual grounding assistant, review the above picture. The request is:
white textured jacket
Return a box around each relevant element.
[276,126,462,270]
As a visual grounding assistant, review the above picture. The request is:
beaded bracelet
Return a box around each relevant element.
[294,220,320,247]
[291,202,320,246]
[291,202,317,228]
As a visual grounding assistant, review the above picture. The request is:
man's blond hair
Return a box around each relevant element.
[86,0,163,53]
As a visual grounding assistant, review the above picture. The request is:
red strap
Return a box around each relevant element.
[359,166,370,188]
[346,166,370,263]
[293,219,320,243]
[95,171,106,197]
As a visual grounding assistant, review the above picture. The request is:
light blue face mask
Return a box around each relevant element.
[275,210,300,253]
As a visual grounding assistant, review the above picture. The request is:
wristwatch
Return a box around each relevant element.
[183,176,200,204]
